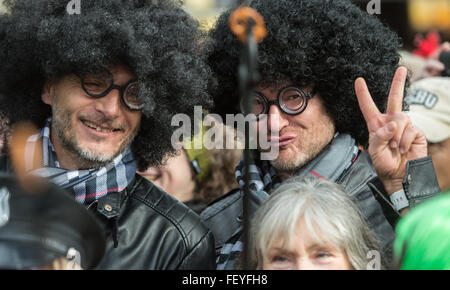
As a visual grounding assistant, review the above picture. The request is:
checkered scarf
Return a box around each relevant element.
[217,133,360,269]
[25,118,137,205]
[235,151,282,195]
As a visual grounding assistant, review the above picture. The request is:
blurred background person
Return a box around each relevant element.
[353,0,450,82]
[406,77,450,191]
[138,118,242,214]
[394,193,450,270]
[408,36,450,81]
[247,177,384,270]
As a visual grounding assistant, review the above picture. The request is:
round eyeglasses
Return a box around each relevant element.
[77,68,144,110]
[240,86,316,117]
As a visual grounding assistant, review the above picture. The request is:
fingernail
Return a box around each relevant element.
[400,147,406,154]
[390,141,398,148]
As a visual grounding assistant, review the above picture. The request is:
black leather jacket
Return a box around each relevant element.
[202,152,441,269]
[0,155,216,269]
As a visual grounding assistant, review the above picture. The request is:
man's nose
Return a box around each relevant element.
[267,103,289,133]
[94,88,122,118]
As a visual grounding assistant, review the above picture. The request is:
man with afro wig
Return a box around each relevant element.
[0,0,215,269]
[201,0,441,269]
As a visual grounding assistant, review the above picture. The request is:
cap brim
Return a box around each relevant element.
[0,240,61,269]
[407,112,450,143]
[0,174,106,269]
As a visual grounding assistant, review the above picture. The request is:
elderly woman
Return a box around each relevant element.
[248,177,384,270]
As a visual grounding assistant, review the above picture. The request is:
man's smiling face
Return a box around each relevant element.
[42,63,142,169]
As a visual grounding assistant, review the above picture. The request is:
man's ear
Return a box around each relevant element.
[41,80,56,105]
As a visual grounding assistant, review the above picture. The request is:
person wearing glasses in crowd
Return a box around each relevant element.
[201,0,441,269]
[0,0,215,269]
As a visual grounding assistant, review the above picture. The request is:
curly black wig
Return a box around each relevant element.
[207,0,406,147]
[0,0,214,170]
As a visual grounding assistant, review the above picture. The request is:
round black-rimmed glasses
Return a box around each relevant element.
[240,86,316,117]
[77,69,144,111]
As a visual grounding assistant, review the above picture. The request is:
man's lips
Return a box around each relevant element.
[80,119,123,136]
[268,135,296,147]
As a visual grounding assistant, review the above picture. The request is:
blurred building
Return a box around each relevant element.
[353,0,449,49]
[183,0,235,31]
[184,0,450,47]
[409,0,450,34]
[0,0,447,47]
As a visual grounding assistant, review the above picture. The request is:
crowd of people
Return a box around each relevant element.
[0,0,449,270]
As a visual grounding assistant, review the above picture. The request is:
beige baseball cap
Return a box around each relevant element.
[406,77,450,143]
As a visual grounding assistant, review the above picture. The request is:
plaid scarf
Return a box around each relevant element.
[235,151,282,194]
[25,118,137,206]
[217,133,360,270]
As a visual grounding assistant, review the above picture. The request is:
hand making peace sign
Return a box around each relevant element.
[355,66,428,195]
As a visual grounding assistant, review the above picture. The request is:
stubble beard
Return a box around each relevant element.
[269,125,335,174]
[270,146,319,172]
[51,98,138,169]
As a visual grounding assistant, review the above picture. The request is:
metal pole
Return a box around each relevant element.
[229,6,267,269]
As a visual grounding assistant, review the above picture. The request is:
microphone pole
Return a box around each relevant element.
[229,6,267,269]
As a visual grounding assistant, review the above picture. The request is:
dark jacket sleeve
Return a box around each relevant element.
[200,189,242,254]
[177,230,216,270]
[403,156,441,207]
[369,155,441,227]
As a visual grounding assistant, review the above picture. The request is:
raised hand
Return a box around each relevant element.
[355,66,428,194]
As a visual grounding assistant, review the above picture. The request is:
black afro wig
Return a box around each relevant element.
[0,0,214,170]
[207,0,406,147]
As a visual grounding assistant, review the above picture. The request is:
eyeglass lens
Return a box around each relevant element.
[82,70,112,96]
[80,69,143,110]
[249,87,309,116]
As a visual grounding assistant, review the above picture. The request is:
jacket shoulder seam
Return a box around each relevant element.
[131,193,189,248]
[201,189,241,220]
[177,229,212,269]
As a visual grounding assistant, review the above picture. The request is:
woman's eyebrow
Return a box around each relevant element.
[307,243,329,251]
[269,247,294,254]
